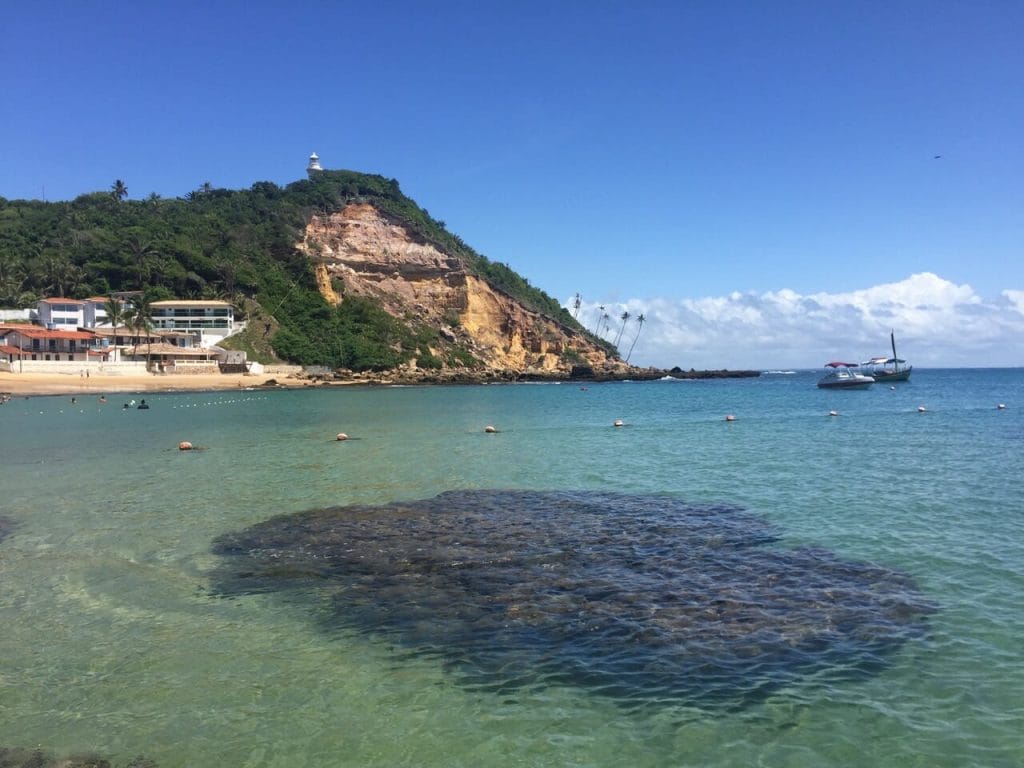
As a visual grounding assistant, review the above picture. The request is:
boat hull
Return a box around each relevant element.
[870,366,912,383]
[817,378,874,390]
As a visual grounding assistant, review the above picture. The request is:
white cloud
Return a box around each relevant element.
[1004,290,1024,316]
[573,273,1024,369]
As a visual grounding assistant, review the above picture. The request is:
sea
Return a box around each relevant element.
[1,368,1022,768]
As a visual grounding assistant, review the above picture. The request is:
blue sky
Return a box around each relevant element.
[2,1,1022,368]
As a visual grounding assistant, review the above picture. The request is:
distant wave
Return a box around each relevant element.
[763,370,798,375]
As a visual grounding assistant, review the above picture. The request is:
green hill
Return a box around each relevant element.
[0,172,612,371]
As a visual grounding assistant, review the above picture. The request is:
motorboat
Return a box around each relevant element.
[817,362,875,389]
[859,331,912,383]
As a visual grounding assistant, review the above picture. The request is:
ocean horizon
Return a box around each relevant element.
[2,368,1022,767]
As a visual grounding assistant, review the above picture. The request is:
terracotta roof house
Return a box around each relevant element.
[0,327,105,362]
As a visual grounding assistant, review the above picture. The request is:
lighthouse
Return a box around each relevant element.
[307,152,323,177]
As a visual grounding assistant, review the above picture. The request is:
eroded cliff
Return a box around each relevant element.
[299,203,621,374]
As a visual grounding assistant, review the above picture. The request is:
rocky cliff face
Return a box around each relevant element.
[298,203,621,374]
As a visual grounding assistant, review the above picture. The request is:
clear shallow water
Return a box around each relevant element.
[1,370,1022,767]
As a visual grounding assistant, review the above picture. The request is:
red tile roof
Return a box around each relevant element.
[39,298,86,305]
[9,328,98,340]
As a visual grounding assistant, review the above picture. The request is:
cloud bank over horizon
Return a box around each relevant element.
[574,273,1024,370]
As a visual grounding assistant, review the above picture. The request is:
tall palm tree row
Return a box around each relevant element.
[626,313,645,363]
[614,310,631,347]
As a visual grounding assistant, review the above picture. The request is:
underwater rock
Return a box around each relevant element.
[0,516,13,544]
[210,490,935,706]
[0,747,156,767]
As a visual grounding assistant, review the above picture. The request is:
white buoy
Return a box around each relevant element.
[917,405,927,413]
[997,403,1007,410]
[613,419,624,427]
[829,410,838,417]
[336,432,349,441]
[484,425,497,433]
[725,414,736,422]
[179,441,194,451]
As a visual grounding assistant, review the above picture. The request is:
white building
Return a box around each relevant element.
[36,298,86,329]
[150,300,235,346]
[36,296,134,329]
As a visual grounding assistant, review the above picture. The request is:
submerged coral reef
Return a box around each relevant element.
[0,516,13,544]
[210,490,935,706]
[0,747,155,767]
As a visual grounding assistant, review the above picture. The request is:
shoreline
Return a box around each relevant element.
[1,367,762,398]
[0,371,307,397]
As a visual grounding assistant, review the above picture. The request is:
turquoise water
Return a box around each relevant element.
[1,370,1022,767]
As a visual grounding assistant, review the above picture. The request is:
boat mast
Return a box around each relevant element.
[891,330,898,373]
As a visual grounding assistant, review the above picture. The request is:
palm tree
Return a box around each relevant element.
[102,296,126,347]
[572,293,582,319]
[110,179,128,201]
[602,312,611,337]
[123,232,157,289]
[626,313,646,363]
[0,253,27,306]
[593,304,605,335]
[33,253,83,297]
[614,310,631,347]
[125,293,155,369]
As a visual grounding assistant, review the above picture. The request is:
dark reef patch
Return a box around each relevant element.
[0,747,156,767]
[0,516,14,544]
[209,490,935,707]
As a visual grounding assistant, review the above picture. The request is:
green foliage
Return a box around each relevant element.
[218,298,282,364]
[560,348,585,365]
[416,350,443,369]
[445,347,480,368]
[0,169,599,367]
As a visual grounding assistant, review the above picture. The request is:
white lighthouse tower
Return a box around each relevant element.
[307,152,323,177]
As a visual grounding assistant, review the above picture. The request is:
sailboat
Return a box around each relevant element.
[861,331,912,383]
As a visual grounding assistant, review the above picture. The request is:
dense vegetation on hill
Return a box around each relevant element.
[0,171,609,369]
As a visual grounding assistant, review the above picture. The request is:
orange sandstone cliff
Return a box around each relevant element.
[298,203,623,375]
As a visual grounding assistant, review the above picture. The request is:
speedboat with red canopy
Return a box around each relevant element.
[817,362,875,389]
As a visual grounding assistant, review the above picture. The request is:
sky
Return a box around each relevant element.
[2,1,1022,368]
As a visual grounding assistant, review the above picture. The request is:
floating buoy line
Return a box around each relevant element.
[171,396,271,408]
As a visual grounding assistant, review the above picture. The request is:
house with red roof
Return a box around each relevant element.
[0,327,108,363]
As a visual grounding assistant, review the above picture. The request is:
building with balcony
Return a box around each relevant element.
[0,327,107,362]
[149,300,234,346]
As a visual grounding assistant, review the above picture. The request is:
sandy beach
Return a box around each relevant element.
[0,370,306,397]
